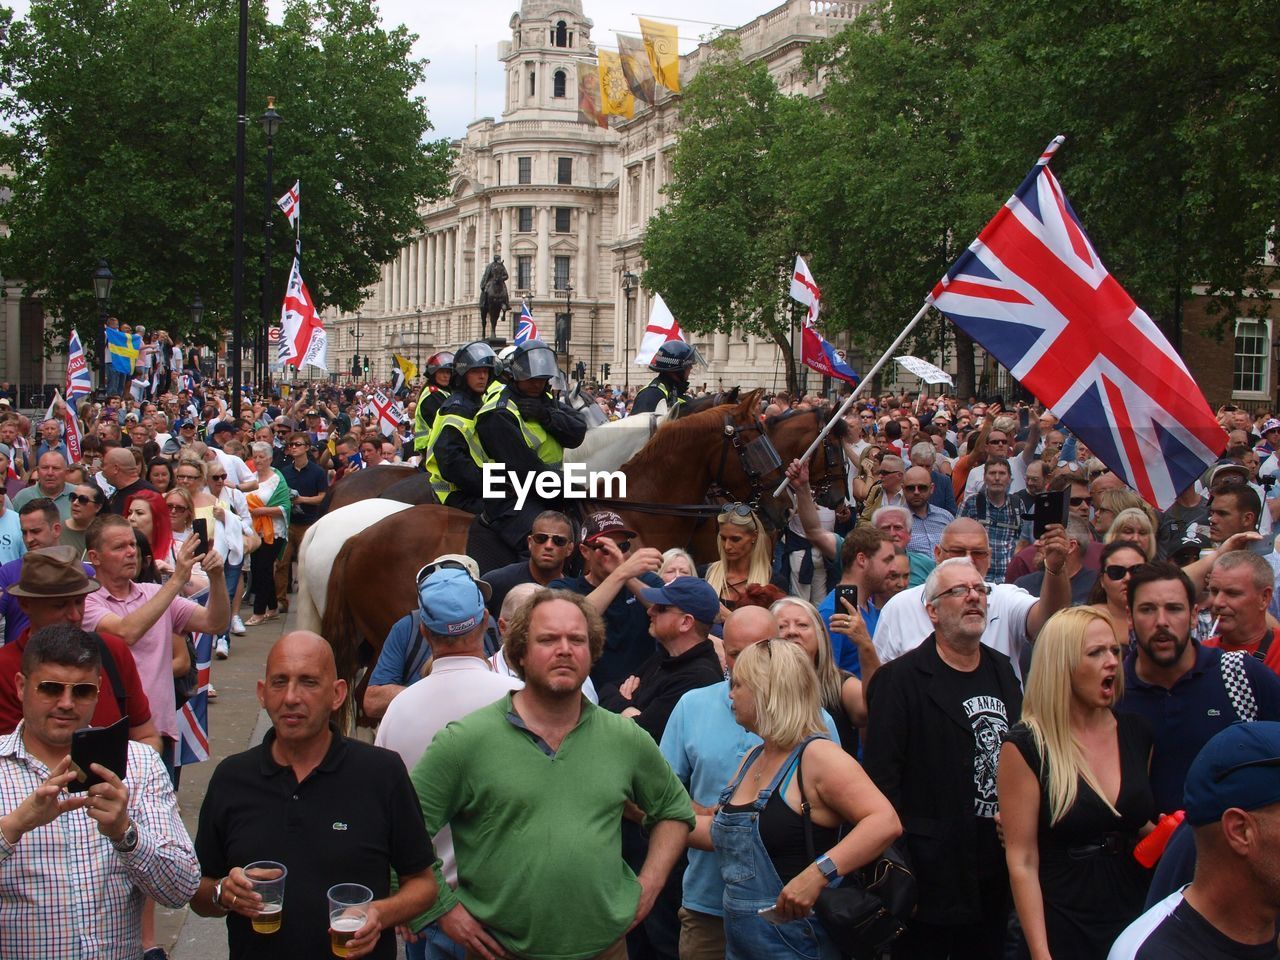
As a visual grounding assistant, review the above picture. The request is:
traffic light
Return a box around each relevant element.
[602,363,611,380]
[363,355,370,374]
[351,353,360,377]
[574,361,586,382]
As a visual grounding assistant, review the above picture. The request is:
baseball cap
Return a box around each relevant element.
[1184,721,1280,825]
[639,576,720,625]
[417,567,487,636]
[1171,528,1212,564]
[1208,462,1249,488]
[175,418,194,430]
[415,553,491,600]
[582,510,636,543]
[211,421,236,436]
[1262,418,1280,435]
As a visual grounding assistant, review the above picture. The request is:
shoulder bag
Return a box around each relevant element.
[797,741,916,959]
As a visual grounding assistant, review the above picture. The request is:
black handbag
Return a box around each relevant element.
[797,742,916,959]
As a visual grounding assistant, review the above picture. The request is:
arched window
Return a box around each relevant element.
[554,20,568,47]
[553,70,567,98]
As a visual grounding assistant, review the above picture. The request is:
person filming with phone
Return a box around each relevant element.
[0,624,198,959]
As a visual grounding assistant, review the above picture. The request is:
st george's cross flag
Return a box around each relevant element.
[371,391,405,438]
[277,181,300,229]
[790,256,821,326]
[789,256,860,385]
[635,293,686,366]
[515,301,539,345]
[277,258,328,371]
[929,137,1226,509]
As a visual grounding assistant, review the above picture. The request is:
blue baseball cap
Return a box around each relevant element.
[1185,721,1280,825]
[639,576,720,626]
[417,567,487,637]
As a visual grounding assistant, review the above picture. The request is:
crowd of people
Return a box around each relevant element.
[1,342,1280,960]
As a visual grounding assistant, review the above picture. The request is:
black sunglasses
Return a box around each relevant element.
[903,483,931,493]
[415,558,473,585]
[720,503,753,518]
[530,532,570,547]
[70,493,98,505]
[1104,563,1145,581]
[1070,496,1093,507]
[590,539,632,553]
[34,680,99,701]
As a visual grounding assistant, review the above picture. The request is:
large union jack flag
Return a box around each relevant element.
[514,301,539,345]
[929,136,1225,509]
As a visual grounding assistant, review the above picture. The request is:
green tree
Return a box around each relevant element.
[0,0,452,358]
[640,40,816,394]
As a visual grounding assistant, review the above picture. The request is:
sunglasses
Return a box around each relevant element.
[415,558,474,585]
[1104,563,1145,581]
[209,473,227,480]
[720,503,754,518]
[168,503,189,513]
[878,469,903,477]
[1070,496,1093,507]
[287,441,307,449]
[904,483,931,492]
[530,532,570,547]
[34,680,99,701]
[70,494,97,505]
[176,474,202,481]
[590,538,632,553]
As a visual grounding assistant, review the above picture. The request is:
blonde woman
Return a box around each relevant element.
[999,607,1154,960]
[703,503,774,616]
[707,641,900,957]
[1091,488,1146,537]
[1103,507,1157,560]
[770,596,874,757]
[658,547,696,583]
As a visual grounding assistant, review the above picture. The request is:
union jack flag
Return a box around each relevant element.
[514,301,539,345]
[176,588,213,766]
[65,329,92,399]
[929,136,1225,509]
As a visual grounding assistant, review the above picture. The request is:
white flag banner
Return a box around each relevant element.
[789,255,821,326]
[277,181,300,228]
[371,390,405,437]
[634,293,686,366]
[278,258,328,372]
[894,355,954,385]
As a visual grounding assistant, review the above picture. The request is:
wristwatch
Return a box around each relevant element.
[815,854,840,882]
[112,822,139,853]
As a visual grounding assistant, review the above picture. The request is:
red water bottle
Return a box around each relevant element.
[1134,810,1185,868]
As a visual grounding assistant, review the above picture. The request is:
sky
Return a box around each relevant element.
[6,1,760,141]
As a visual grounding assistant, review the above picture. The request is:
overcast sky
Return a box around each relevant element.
[6,1,757,141]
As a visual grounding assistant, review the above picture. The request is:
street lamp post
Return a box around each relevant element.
[559,281,573,382]
[231,0,248,416]
[415,305,422,374]
[92,259,115,390]
[260,97,282,394]
[621,271,636,392]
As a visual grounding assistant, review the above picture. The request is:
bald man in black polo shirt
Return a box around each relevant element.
[191,631,436,959]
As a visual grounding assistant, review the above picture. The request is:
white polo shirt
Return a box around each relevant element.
[874,581,1038,680]
[374,657,524,886]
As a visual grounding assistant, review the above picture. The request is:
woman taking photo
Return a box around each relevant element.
[770,596,873,756]
[703,503,774,617]
[1085,541,1148,648]
[999,607,1154,960]
[705,640,900,958]
[245,441,291,625]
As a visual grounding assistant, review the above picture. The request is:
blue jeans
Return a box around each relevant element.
[406,922,464,960]
[222,562,243,647]
[711,740,839,960]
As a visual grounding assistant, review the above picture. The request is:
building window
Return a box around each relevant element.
[628,167,641,225]
[554,20,568,47]
[518,157,532,184]
[518,207,534,232]
[1234,319,1271,397]
[516,255,532,291]
[554,256,571,291]
[553,70,567,98]
[557,157,572,185]
[554,207,571,232]
[528,70,536,97]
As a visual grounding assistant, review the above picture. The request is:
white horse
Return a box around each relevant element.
[294,499,413,633]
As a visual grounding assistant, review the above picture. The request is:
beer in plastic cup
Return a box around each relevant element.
[244,861,287,935]
[327,883,373,957]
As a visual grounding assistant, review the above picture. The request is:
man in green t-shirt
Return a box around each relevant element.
[411,589,694,960]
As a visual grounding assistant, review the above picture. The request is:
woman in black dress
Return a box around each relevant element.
[999,606,1154,959]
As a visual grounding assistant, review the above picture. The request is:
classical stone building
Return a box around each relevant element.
[335,0,870,392]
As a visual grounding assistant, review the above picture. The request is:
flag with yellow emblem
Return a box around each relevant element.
[576,61,609,128]
[638,17,680,93]
[597,50,635,118]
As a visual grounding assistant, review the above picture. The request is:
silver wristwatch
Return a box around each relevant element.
[112,822,139,853]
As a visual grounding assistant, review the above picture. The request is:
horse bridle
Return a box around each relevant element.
[807,407,848,505]
[709,414,780,510]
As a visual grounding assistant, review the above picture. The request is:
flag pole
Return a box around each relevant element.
[771,300,934,498]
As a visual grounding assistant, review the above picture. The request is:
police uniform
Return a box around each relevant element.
[412,351,455,458]
[631,372,687,415]
[424,342,497,513]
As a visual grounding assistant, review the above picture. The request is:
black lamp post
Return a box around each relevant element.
[415,305,422,375]
[92,259,115,388]
[621,270,636,392]
[260,97,282,393]
[231,0,249,416]
[559,281,573,382]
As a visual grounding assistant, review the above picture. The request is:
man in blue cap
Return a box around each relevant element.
[599,576,725,743]
[378,565,523,960]
[1110,722,1280,959]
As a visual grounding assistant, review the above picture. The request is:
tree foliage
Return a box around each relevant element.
[0,0,453,354]
[641,0,1280,394]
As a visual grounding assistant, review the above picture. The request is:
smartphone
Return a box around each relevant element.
[68,717,129,793]
[835,583,860,612]
[193,517,211,557]
[1033,489,1070,539]
[757,905,787,925]
[1018,406,1030,429]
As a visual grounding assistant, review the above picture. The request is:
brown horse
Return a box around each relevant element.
[320,391,844,722]
[321,464,420,513]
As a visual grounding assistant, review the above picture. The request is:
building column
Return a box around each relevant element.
[406,241,418,313]
[444,229,456,305]
[435,231,446,306]
[499,208,511,264]
[575,208,590,297]
[454,225,465,303]
[536,206,550,298]
[473,216,484,297]
[381,264,390,313]
[425,233,437,308]
[414,237,425,307]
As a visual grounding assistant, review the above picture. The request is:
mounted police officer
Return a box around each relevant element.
[424,341,497,514]
[469,340,588,572]
[412,351,454,460]
[631,340,695,415]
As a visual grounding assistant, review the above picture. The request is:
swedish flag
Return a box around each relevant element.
[104,328,139,374]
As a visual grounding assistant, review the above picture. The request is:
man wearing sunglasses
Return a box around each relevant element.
[1112,722,1280,960]
[0,623,199,960]
[482,511,576,619]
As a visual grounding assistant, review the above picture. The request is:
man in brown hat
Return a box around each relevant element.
[0,545,158,748]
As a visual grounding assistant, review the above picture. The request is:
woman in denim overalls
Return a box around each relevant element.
[707,641,901,959]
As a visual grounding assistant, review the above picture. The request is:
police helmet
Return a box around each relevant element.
[452,341,498,377]
[508,340,560,382]
[649,340,696,373]
[425,351,455,377]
